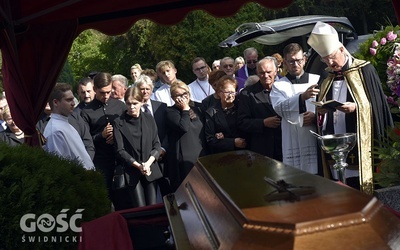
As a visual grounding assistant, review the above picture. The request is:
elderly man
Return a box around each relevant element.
[111,74,129,102]
[188,57,214,103]
[220,57,246,91]
[136,75,170,195]
[238,57,282,160]
[237,47,259,80]
[136,75,168,154]
[271,43,320,174]
[307,21,393,192]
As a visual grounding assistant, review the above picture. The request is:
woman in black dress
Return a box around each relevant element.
[113,87,162,209]
[205,75,247,154]
[166,80,205,191]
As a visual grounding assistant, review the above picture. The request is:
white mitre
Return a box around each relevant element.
[307,21,343,57]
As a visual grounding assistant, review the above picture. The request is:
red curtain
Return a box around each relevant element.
[393,0,400,25]
[0,19,77,146]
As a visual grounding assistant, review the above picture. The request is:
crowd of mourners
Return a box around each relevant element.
[0,22,393,210]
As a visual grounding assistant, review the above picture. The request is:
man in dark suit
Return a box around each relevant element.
[81,72,127,197]
[74,77,95,113]
[238,57,282,161]
[136,75,170,195]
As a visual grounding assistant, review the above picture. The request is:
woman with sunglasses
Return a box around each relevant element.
[166,80,205,191]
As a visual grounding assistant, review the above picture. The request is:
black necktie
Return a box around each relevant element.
[143,104,151,115]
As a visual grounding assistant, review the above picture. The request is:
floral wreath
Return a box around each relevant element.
[356,26,400,187]
[357,25,400,115]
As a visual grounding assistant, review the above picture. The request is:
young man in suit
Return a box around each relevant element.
[81,72,127,196]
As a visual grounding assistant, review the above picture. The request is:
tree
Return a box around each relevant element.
[68,30,106,82]
[65,1,397,85]
[142,3,268,83]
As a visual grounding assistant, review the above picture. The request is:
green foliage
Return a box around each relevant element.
[374,123,400,188]
[57,60,75,89]
[356,25,400,67]
[98,20,157,81]
[66,3,268,84]
[146,4,268,83]
[0,143,110,249]
[68,30,106,81]
[64,1,397,86]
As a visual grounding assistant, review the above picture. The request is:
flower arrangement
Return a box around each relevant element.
[356,25,400,188]
[356,25,400,115]
[374,122,400,187]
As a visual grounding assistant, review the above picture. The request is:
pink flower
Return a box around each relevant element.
[370,48,377,55]
[387,31,398,41]
[372,40,379,48]
[388,96,394,103]
[380,38,387,45]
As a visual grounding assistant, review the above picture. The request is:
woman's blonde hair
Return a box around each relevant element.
[130,63,143,72]
[170,80,190,98]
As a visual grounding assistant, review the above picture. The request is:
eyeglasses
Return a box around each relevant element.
[321,50,340,63]
[172,92,188,99]
[220,91,236,96]
[194,65,207,72]
[246,60,258,64]
[287,58,304,65]
[222,64,234,69]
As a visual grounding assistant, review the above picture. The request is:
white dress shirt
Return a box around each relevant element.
[152,84,174,106]
[188,79,214,103]
[43,113,94,170]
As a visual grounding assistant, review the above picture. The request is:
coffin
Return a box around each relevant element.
[164,150,400,249]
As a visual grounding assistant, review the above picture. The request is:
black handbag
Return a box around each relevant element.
[112,164,127,190]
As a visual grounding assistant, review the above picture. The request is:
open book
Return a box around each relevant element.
[311,100,344,111]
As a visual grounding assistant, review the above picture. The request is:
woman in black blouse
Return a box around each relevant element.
[113,87,162,210]
[166,80,205,191]
[205,75,247,154]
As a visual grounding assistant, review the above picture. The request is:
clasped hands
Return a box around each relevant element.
[102,122,114,144]
[140,162,152,176]
[133,160,152,176]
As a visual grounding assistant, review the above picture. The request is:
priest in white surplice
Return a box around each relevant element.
[270,43,320,174]
[188,57,214,103]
